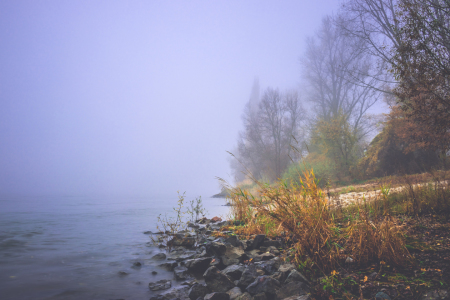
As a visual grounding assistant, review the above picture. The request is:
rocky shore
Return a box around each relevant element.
[146,217,310,300]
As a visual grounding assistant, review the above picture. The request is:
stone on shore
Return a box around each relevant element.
[221,264,245,281]
[149,279,172,291]
[188,283,210,300]
[204,292,230,300]
[203,266,235,293]
[245,275,280,296]
[184,257,213,273]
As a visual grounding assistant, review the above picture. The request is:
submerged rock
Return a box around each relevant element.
[174,265,190,280]
[149,279,172,291]
[151,253,167,260]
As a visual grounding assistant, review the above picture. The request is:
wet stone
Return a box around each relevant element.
[149,279,172,291]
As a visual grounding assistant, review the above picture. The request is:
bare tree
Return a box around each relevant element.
[301,15,382,141]
[233,87,306,182]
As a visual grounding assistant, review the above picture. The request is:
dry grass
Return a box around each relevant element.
[227,170,412,275]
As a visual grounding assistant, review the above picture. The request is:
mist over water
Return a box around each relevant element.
[0,195,229,300]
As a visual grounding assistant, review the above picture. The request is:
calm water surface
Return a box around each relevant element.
[0,195,229,300]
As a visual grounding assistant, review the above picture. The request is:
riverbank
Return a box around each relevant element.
[146,214,449,300]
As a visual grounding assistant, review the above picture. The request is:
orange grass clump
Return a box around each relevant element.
[228,170,411,274]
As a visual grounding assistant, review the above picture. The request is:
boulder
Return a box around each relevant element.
[174,265,191,280]
[282,295,312,300]
[167,249,197,261]
[151,253,167,260]
[221,244,245,266]
[276,264,295,283]
[185,257,213,274]
[203,266,235,293]
[285,269,310,285]
[259,253,275,261]
[275,281,308,299]
[222,265,245,281]
[375,292,391,300]
[235,292,252,300]
[237,264,265,288]
[204,292,230,300]
[205,241,227,257]
[246,276,280,296]
[156,286,190,300]
[227,287,243,300]
[249,235,265,250]
[168,235,196,248]
[262,239,281,248]
[224,235,242,248]
[252,293,267,300]
[188,283,210,300]
[149,279,172,291]
[158,261,178,271]
[255,258,281,275]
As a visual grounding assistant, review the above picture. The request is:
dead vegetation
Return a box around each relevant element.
[223,169,450,299]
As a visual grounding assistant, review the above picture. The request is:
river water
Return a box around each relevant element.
[0,195,230,300]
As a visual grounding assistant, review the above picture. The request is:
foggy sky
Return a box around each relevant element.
[1,0,354,198]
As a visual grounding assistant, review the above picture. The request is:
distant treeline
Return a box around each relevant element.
[230,0,450,188]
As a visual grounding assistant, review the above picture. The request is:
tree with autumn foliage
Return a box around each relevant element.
[392,0,450,153]
[358,105,442,178]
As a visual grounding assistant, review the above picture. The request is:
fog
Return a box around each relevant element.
[1,0,349,198]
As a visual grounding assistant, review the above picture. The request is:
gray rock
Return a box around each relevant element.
[227,287,243,300]
[221,244,245,266]
[285,269,310,285]
[151,253,167,260]
[149,279,172,291]
[276,263,295,283]
[252,293,267,300]
[157,286,190,300]
[185,257,213,273]
[188,283,210,300]
[168,249,197,261]
[203,266,235,293]
[237,265,265,288]
[204,292,230,300]
[246,276,280,296]
[259,253,275,261]
[275,281,308,299]
[222,265,245,281]
[158,261,178,271]
[255,258,281,275]
[262,239,281,248]
[235,292,252,300]
[132,261,142,268]
[224,235,242,247]
[266,246,280,255]
[118,271,129,276]
[375,291,391,300]
[420,289,448,300]
[282,295,312,300]
[206,241,227,257]
[250,235,265,250]
[174,265,191,280]
[168,235,196,248]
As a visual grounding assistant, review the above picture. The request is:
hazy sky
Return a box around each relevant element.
[0,0,371,198]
